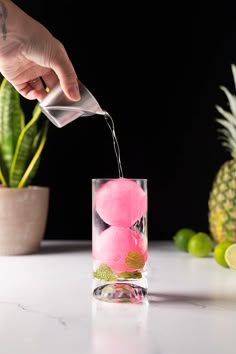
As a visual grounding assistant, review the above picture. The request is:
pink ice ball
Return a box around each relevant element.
[95,178,147,227]
[93,226,148,273]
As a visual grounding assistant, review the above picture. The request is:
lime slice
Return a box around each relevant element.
[173,228,196,252]
[213,241,233,267]
[225,243,236,270]
[188,232,213,257]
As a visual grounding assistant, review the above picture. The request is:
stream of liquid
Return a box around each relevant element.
[103,111,124,178]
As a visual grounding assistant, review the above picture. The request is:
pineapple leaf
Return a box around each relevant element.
[216,118,236,140]
[219,86,236,118]
[231,64,236,89]
[217,127,236,157]
[223,139,236,153]
[216,106,236,129]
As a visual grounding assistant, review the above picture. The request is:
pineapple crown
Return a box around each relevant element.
[216,64,236,159]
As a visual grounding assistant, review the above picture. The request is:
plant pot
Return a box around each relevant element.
[0,186,49,256]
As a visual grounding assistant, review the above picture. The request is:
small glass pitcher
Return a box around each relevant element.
[39,81,105,128]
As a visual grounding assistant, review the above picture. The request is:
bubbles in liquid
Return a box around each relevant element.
[104,111,123,178]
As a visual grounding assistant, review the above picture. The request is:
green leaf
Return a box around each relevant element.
[0,154,7,185]
[0,79,23,184]
[93,264,117,281]
[8,106,42,187]
[18,119,49,188]
[118,271,142,279]
[0,166,7,186]
[125,251,145,269]
[0,79,48,188]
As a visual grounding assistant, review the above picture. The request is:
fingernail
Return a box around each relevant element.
[69,84,80,100]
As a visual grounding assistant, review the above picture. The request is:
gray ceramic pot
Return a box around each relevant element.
[0,186,49,255]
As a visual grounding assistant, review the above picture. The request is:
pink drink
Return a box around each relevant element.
[92,178,148,303]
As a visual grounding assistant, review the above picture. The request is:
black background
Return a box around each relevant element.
[13,3,236,241]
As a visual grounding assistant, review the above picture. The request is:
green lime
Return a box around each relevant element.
[225,243,236,270]
[173,228,196,252]
[213,241,233,267]
[188,232,213,257]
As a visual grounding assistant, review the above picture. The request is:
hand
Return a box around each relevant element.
[0,0,80,102]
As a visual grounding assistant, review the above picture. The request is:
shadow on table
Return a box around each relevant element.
[38,241,92,255]
[147,292,236,307]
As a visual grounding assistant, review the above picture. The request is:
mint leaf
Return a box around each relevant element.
[125,251,145,269]
[118,271,142,279]
[93,264,117,281]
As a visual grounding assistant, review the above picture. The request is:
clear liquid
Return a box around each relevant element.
[103,111,124,178]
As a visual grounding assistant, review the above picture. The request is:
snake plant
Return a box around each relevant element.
[0,78,49,188]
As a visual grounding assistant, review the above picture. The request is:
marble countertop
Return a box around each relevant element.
[0,240,235,354]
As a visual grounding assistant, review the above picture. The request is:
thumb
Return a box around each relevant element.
[60,76,81,101]
[51,53,81,101]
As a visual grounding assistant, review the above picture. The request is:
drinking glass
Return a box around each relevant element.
[92,177,148,303]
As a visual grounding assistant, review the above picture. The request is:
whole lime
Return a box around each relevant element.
[213,241,233,267]
[173,228,196,252]
[188,232,213,257]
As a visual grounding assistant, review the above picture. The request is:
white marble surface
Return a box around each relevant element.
[0,240,236,354]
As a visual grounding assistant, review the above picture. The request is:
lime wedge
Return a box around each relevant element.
[225,243,236,270]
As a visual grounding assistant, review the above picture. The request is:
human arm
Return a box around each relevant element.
[0,0,80,101]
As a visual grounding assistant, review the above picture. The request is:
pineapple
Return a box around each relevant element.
[208,64,236,243]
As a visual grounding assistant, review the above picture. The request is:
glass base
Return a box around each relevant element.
[93,283,147,303]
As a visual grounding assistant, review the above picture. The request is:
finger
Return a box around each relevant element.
[28,77,44,90]
[14,81,47,101]
[40,71,60,92]
[50,50,80,101]
[25,77,47,100]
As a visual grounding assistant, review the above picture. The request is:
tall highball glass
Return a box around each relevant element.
[92,177,148,303]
